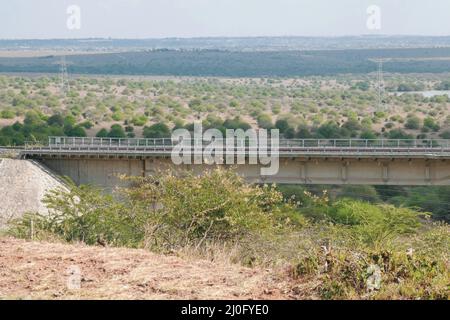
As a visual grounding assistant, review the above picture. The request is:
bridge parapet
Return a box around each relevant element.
[45,136,450,148]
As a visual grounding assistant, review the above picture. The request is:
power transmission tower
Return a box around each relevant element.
[374,58,385,112]
[59,56,70,96]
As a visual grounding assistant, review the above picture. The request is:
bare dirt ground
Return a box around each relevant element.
[0,237,303,300]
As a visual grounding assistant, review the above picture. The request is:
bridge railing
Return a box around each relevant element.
[45,137,450,150]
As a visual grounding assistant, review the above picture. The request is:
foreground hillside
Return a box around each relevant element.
[0,237,298,300]
[4,169,448,300]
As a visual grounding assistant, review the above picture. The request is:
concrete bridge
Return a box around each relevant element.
[19,136,450,188]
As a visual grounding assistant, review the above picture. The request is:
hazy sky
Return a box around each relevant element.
[1,0,450,39]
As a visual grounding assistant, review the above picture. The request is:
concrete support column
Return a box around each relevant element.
[299,162,307,184]
[382,163,389,183]
[341,162,348,182]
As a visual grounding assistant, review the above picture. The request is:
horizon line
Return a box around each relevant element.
[2,34,450,41]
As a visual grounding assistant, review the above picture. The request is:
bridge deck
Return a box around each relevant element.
[20,137,450,159]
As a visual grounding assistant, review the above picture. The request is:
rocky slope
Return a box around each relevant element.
[0,159,65,229]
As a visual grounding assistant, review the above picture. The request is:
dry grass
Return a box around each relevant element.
[0,237,303,300]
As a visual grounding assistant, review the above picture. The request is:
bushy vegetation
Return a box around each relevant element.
[8,169,449,300]
[278,184,450,222]
[0,111,86,145]
[1,74,449,147]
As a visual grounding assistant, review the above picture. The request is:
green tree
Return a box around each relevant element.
[257,114,273,129]
[24,111,44,127]
[360,130,377,140]
[96,128,109,138]
[66,126,87,137]
[316,122,345,139]
[108,124,126,138]
[223,117,251,130]
[63,115,76,128]
[296,125,312,138]
[275,119,290,133]
[143,123,171,138]
[47,114,65,127]
[387,129,413,139]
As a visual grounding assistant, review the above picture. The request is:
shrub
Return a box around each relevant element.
[342,118,362,131]
[303,243,449,300]
[111,112,124,121]
[96,128,109,138]
[9,183,144,247]
[353,81,370,91]
[360,130,377,139]
[108,124,126,138]
[47,114,64,126]
[296,125,312,138]
[257,114,273,129]
[223,117,251,130]
[316,122,348,139]
[63,115,76,128]
[440,131,450,139]
[423,117,440,132]
[79,121,94,129]
[387,129,413,139]
[122,169,294,250]
[9,169,295,251]
[405,116,421,130]
[66,126,87,137]
[1,110,15,119]
[326,199,423,248]
[275,119,290,133]
[143,122,171,138]
[131,115,148,126]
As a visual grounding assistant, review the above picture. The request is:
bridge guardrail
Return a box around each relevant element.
[17,137,450,158]
[44,137,450,149]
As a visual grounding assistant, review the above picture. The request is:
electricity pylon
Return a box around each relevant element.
[374,58,385,112]
[59,56,70,96]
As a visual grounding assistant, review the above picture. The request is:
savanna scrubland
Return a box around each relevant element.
[1,75,450,221]
[0,67,449,299]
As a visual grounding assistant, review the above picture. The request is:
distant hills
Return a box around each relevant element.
[2,36,450,77]
[2,35,450,52]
